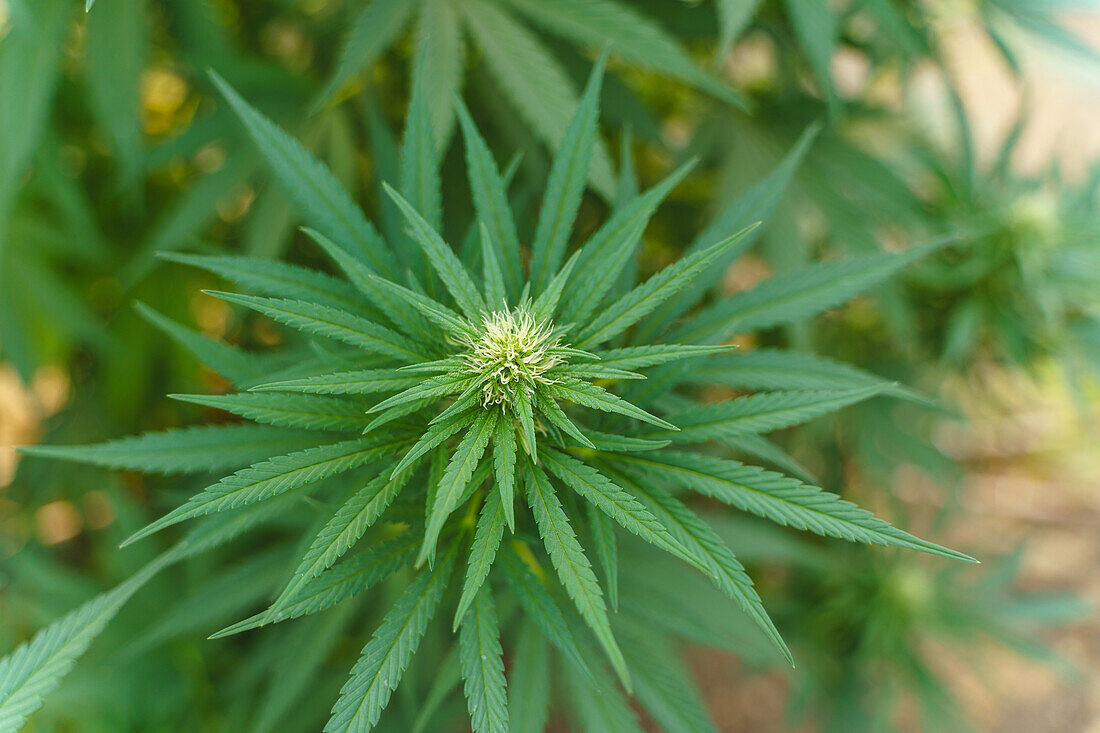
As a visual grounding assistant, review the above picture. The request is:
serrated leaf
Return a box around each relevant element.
[0,552,174,732]
[586,503,619,611]
[420,412,497,566]
[415,0,463,148]
[546,380,676,431]
[453,488,506,629]
[606,467,792,665]
[492,417,518,530]
[324,545,455,733]
[479,223,507,310]
[19,425,318,475]
[652,385,890,442]
[454,100,524,297]
[560,159,696,325]
[461,0,615,198]
[458,588,509,733]
[619,624,717,733]
[540,448,704,572]
[315,0,420,109]
[160,252,370,315]
[674,236,955,343]
[530,50,607,291]
[211,71,397,276]
[501,0,748,109]
[524,462,630,691]
[589,344,733,371]
[384,182,486,319]
[576,225,757,347]
[135,302,265,386]
[266,468,415,622]
[251,369,421,395]
[85,0,145,182]
[209,291,427,363]
[170,392,368,432]
[610,451,975,562]
[390,409,480,478]
[398,42,442,281]
[123,433,415,546]
[212,534,417,638]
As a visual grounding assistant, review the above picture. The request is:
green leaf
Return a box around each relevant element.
[635,124,819,343]
[564,655,643,733]
[211,534,417,638]
[315,0,420,108]
[610,451,975,562]
[492,417,518,530]
[458,588,509,733]
[540,448,704,571]
[716,0,764,56]
[208,291,428,363]
[419,412,498,566]
[85,0,145,182]
[547,380,676,431]
[0,552,175,732]
[683,349,927,403]
[524,462,630,691]
[652,386,890,443]
[159,252,369,315]
[398,42,442,282]
[383,182,487,319]
[135,302,265,386]
[619,625,717,733]
[588,344,733,371]
[560,159,696,324]
[453,488,507,629]
[461,0,615,198]
[529,250,580,324]
[501,0,748,109]
[586,503,619,611]
[390,409,480,478]
[415,0,463,148]
[507,619,551,733]
[324,544,455,733]
[498,544,595,682]
[533,390,595,448]
[576,225,758,347]
[266,468,415,622]
[479,223,507,311]
[530,50,607,291]
[674,236,955,343]
[606,467,792,665]
[365,273,475,339]
[454,100,524,297]
[169,392,369,432]
[210,71,397,276]
[20,425,318,475]
[251,369,421,395]
[123,433,414,546]
[783,0,840,116]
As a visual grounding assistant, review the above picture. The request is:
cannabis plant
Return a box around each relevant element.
[4,50,981,732]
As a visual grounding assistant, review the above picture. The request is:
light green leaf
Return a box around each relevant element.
[492,417,518,530]
[251,369,421,395]
[508,619,551,733]
[135,302,265,386]
[546,380,676,431]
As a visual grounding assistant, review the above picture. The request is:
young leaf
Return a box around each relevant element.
[458,588,509,733]
[547,380,676,431]
[251,369,421,396]
[453,488,507,629]
[492,417,518,530]
[324,545,456,733]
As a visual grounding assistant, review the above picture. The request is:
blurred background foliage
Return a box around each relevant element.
[1,0,1097,730]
